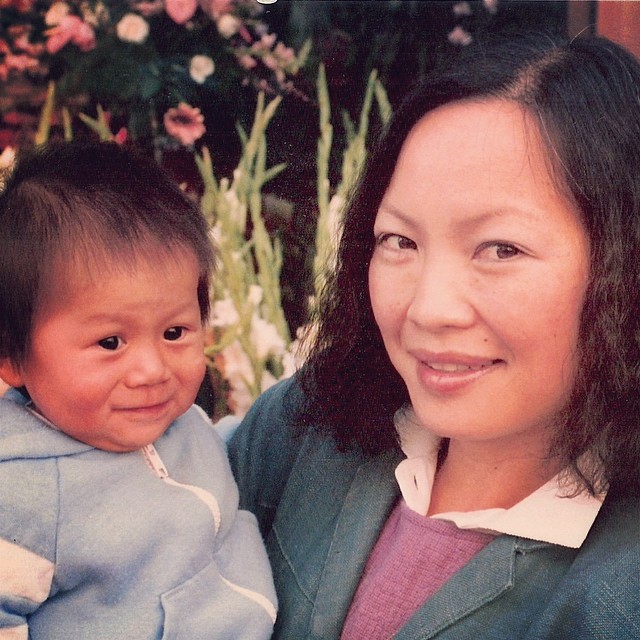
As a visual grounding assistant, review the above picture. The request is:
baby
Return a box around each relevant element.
[0,142,276,639]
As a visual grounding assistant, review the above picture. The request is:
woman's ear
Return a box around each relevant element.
[0,359,24,389]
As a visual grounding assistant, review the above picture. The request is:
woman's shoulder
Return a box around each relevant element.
[227,377,308,531]
[580,487,640,567]
[558,488,640,605]
[528,491,640,637]
[231,377,305,448]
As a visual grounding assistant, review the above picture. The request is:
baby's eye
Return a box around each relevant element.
[376,233,417,251]
[164,326,186,341]
[98,336,123,351]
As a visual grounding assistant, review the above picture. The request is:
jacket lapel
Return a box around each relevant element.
[396,535,518,639]
[308,449,402,638]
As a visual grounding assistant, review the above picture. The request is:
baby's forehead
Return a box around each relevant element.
[42,242,199,299]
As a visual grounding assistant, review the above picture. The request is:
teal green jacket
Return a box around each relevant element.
[229,377,640,639]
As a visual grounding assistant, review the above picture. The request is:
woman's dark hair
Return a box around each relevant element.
[0,141,216,364]
[299,33,640,496]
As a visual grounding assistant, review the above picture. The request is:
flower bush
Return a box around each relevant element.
[0,0,309,150]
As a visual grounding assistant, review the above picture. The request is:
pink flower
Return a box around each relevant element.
[199,0,234,19]
[453,2,472,16]
[447,25,472,47]
[273,42,295,65]
[237,54,257,70]
[46,15,95,54]
[13,33,45,57]
[163,103,206,146]
[483,0,499,14]
[165,0,198,24]
[260,33,276,49]
[131,0,165,17]
[5,53,41,74]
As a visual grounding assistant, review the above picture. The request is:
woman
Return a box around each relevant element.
[229,34,640,639]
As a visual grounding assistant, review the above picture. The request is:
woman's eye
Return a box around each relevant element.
[377,233,417,251]
[164,326,185,341]
[478,242,522,260]
[98,336,122,351]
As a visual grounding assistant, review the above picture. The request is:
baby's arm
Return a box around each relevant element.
[182,406,277,639]
[0,460,57,639]
[0,541,54,639]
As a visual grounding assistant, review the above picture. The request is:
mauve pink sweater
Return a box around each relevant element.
[341,500,496,639]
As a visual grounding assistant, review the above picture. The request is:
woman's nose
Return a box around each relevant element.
[405,259,475,331]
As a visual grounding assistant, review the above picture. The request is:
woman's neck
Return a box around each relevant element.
[427,438,562,515]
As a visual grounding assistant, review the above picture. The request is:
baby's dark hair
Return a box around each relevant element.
[0,142,216,364]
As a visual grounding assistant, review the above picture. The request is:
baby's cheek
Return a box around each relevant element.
[183,352,207,391]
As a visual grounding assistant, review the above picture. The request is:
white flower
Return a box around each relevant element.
[210,296,239,327]
[116,13,150,44]
[0,147,16,171]
[224,188,244,223]
[228,383,254,417]
[250,315,285,360]
[217,14,241,38]
[209,224,221,246]
[220,340,256,416]
[45,2,70,26]
[247,284,263,307]
[189,54,215,84]
[223,341,255,383]
[0,147,16,190]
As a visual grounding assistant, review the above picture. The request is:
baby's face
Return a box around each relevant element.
[14,250,206,451]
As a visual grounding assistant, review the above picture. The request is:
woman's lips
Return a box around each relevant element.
[426,360,500,373]
[411,352,505,393]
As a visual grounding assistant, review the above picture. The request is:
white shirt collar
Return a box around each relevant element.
[394,406,605,549]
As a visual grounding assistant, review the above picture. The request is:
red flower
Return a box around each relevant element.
[0,0,35,12]
[113,127,128,146]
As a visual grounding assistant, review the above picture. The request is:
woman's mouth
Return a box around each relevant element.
[426,359,502,373]
[416,356,504,393]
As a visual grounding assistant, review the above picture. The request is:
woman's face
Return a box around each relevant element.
[369,99,590,454]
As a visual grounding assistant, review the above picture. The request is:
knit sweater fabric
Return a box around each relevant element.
[341,500,496,639]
